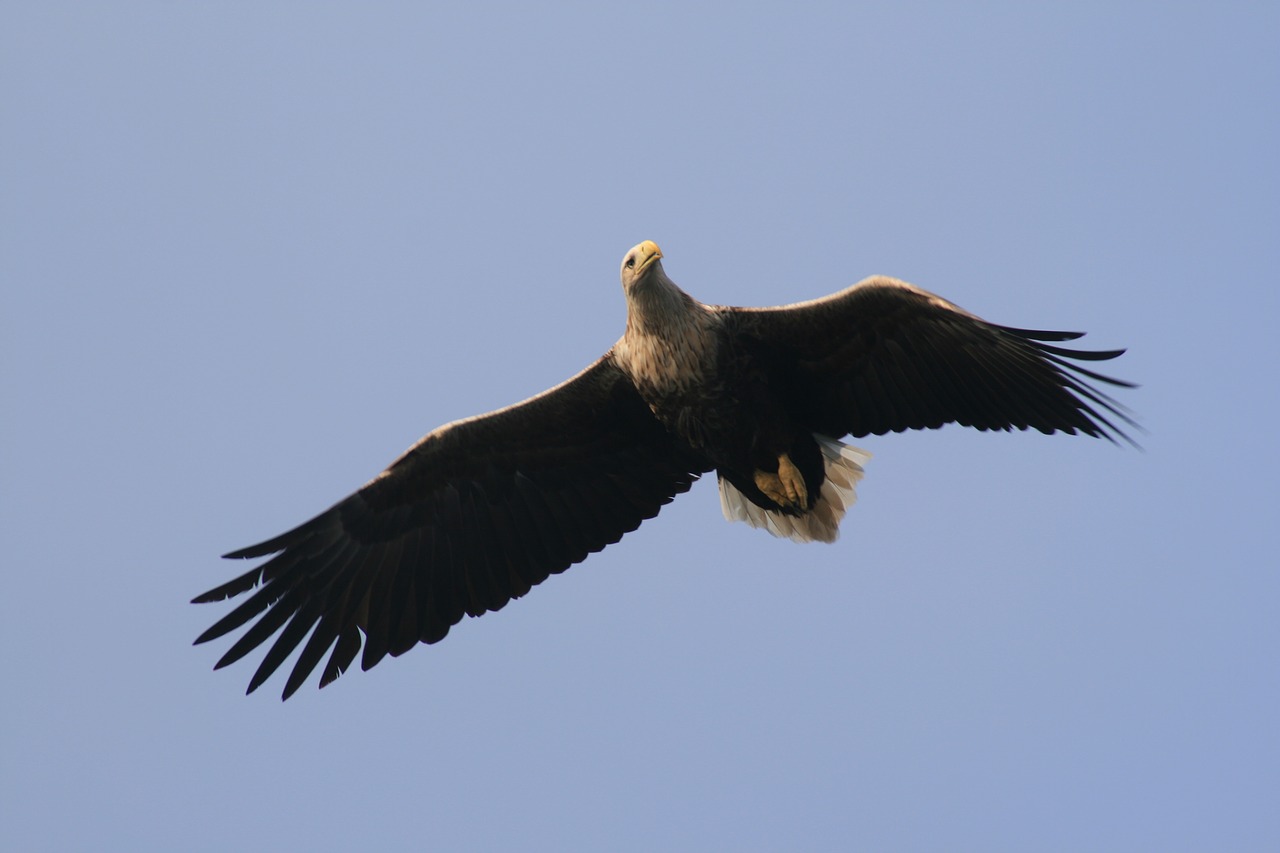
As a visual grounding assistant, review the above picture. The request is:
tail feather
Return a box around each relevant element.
[718,434,871,543]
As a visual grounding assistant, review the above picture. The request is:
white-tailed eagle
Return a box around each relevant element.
[195,241,1136,699]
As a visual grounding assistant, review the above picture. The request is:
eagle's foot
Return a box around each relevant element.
[754,453,809,511]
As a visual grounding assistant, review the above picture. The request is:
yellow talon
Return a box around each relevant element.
[754,452,809,510]
[777,453,808,508]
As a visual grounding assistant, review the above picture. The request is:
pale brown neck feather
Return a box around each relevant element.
[617,267,718,393]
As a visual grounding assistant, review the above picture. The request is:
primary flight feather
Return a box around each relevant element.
[195,240,1136,699]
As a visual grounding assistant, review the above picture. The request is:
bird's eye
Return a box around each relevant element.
[625,257,635,269]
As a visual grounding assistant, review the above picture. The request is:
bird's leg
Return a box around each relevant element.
[777,452,809,509]
[754,452,809,511]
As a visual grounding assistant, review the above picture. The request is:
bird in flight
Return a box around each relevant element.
[194,240,1136,699]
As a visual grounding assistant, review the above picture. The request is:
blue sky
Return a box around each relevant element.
[3,3,1277,850]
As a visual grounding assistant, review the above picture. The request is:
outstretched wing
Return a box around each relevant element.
[726,276,1137,443]
[194,353,706,699]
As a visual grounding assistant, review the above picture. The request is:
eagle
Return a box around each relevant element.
[195,240,1135,699]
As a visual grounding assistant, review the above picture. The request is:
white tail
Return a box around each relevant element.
[717,434,871,543]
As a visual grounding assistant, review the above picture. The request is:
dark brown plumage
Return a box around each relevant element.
[195,240,1135,699]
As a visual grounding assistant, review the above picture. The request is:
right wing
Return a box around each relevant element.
[193,353,707,699]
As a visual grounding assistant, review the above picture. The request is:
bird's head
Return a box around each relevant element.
[620,240,665,293]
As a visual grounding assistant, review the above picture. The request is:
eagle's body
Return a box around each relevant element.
[195,240,1135,699]
[614,244,860,541]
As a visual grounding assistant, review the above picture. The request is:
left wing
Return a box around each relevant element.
[724,276,1137,444]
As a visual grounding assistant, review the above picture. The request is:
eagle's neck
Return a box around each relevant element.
[616,269,718,395]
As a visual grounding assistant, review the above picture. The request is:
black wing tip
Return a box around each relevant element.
[192,584,233,605]
[996,326,1143,447]
[1096,423,1144,450]
[191,585,241,605]
[192,626,221,646]
[222,542,283,560]
[190,565,264,606]
[995,322,1126,352]
[1072,386,1144,449]
[279,673,325,701]
[993,324,1086,342]
[225,664,320,701]
[246,669,271,696]
[221,507,341,560]
[240,668,298,700]
[244,679,300,701]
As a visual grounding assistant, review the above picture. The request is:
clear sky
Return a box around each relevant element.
[3,3,1277,851]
